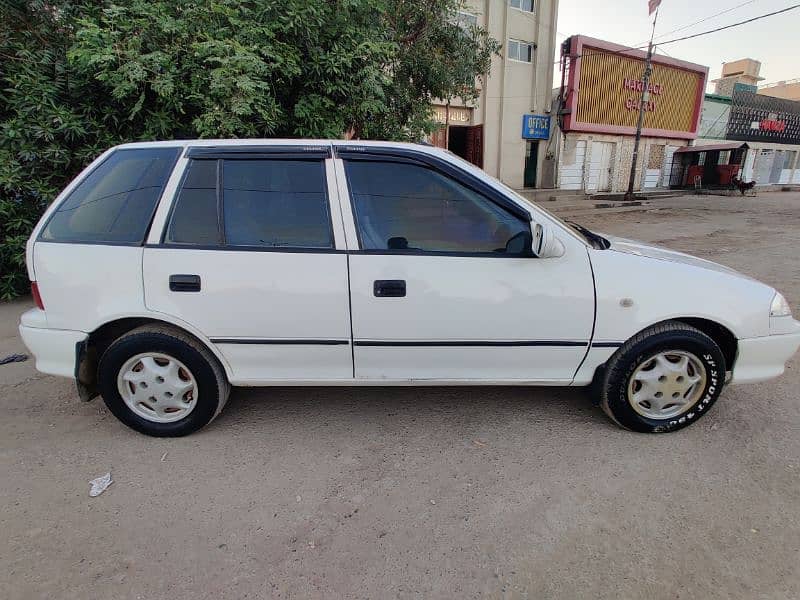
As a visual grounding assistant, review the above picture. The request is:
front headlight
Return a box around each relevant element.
[770,292,793,317]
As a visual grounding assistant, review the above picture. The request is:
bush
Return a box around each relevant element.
[1,0,498,299]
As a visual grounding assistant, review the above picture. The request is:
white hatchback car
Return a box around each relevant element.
[19,140,800,436]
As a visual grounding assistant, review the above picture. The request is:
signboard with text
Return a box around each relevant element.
[521,114,551,139]
[726,87,800,144]
[431,105,472,126]
[560,35,708,138]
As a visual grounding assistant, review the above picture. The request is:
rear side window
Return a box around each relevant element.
[41,147,180,244]
[165,158,332,249]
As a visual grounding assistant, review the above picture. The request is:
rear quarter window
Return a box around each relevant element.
[41,147,181,244]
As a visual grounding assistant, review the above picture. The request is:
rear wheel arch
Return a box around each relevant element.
[78,316,231,399]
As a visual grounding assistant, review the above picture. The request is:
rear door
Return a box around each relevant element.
[335,147,595,382]
[143,145,352,383]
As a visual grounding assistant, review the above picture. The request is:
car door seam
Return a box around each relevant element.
[571,247,599,382]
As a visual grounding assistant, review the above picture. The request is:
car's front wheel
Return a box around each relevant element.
[600,322,726,433]
[97,325,229,437]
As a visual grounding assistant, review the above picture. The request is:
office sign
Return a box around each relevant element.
[522,114,550,139]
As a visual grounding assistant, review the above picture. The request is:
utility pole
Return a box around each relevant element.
[624,8,659,201]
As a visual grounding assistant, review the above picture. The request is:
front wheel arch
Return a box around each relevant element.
[599,320,726,432]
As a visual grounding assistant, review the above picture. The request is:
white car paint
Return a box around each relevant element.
[347,249,594,381]
[18,139,800,394]
[143,248,353,381]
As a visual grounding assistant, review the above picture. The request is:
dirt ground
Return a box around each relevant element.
[1,192,798,600]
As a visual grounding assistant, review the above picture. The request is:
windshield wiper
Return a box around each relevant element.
[564,219,609,250]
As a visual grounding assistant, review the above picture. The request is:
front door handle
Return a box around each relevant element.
[374,279,406,298]
[169,274,201,292]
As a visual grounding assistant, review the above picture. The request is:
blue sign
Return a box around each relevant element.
[521,114,550,140]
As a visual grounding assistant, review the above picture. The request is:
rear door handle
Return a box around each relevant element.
[169,274,201,292]
[374,280,406,298]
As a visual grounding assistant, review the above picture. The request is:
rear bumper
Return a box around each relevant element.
[18,309,87,379]
[732,319,800,384]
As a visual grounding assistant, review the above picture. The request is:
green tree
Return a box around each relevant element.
[1,0,499,299]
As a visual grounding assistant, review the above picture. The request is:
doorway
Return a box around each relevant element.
[448,126,468,159]
[446,125,484,169]
[524,141,538,188]
[588,141,613,192]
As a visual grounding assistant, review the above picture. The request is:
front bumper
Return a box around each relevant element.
[732,318,800,384]
[18,308,87,379]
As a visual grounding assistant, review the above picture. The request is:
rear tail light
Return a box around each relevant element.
[31,281,45,310]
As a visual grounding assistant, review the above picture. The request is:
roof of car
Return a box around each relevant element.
[114,139,437,152]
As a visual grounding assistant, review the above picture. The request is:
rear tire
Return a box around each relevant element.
[600,321,725,433]
[98,325,229,437]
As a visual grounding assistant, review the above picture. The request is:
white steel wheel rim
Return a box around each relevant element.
[117,352,198,424]
[627,350,707,420]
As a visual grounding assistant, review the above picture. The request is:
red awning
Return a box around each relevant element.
[675,142,749,154]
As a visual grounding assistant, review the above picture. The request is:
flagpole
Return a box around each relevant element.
[624,5,660,201]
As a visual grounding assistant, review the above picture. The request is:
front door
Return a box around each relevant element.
[335,148,595,382]
[143,146,352,383]
[769,150,785,183]
[524,141,538,188]
[588,142,613,192]
[755,150,773,184]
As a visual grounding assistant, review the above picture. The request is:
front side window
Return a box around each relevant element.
[507,38,534,62]
[166,158,332,249]
[41,147,181,243]
[345,160,529,254]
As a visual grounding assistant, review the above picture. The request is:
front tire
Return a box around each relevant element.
[98,325,229,437]
[600,322,725,433]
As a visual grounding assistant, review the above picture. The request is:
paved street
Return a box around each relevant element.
[1,191,798,600]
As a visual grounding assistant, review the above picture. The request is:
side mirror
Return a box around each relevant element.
[531,222,565,258]
[505,230,533,256]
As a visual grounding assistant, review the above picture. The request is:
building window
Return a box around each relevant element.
[509,0,534,12]
[455,11,478,29]
[507,39,534,63]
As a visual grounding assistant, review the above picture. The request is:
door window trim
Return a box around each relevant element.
[157,152,337,252]
[336,146,534,258]
[335,146,530,221]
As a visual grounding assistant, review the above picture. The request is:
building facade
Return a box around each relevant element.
[695,83,800,185]
[552,35,708,193]
[698,94,731,140]
[759,78,800,102]
[427,0,559,189]
[712,59,763,97]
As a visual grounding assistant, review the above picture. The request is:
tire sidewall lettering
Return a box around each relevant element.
[610,332,725,433]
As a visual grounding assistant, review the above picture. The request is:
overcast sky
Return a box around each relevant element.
[555,0,799,90]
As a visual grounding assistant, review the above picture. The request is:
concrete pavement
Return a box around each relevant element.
[1,192,798,599]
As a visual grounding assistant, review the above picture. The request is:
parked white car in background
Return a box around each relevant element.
[19,140,800,436]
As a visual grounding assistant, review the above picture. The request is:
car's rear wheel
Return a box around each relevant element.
[600,321,725,433]
[98,325,229,436]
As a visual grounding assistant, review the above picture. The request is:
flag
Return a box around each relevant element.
[648,0,661,15]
